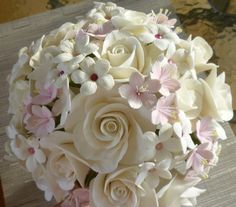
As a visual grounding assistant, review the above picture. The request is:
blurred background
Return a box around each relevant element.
[0,0,235,132]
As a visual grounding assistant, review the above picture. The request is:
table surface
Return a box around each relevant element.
[0,0,236,207]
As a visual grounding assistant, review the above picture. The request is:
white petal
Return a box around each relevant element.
[71,70,89,84]
[58,179,75,191]
[34,149,46,163]
[80,81,97,96]
[154,39,169,51]
[80,57,95,71]
[59,40,74,53]
[26,156,37,172]
[95,59,110,76]
[54,53,73,63]
[97,74,114,90]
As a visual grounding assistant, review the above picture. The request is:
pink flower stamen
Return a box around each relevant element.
[90,73,98,81]
[28,147,35,155]
[168,59,174,64]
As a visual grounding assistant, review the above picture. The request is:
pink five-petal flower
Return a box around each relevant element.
[151,94,177,125]
[61,188,89,207]
[32,81,57,105]
[86,21,114,40]
[196,117,226,144]
[186,143,214,173]
[151,61,180,96]
[25,105,55,137]
[119,72,160,109]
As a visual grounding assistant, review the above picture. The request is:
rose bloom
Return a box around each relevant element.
[101,30,149,82]
[40,131,90,189]
[64,86,157,173]
[90,166,158,207]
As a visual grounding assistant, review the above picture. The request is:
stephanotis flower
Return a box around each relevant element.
[24,105,55,137]
[119,72,160,109]
[151,60,180,96]
[196,117,227,143]
[154,123,182,161]
[54,30,99,64]
[71,57,114,95]
[139,24,179,51]
[10,136,46,172]
[186,143,214,174]
[136,160,172,189]
[173,111,195,154]
[151,94,177,125]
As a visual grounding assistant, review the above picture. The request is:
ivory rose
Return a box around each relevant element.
[102,30,148,81]
[65,86,157,173]
[200,68,233,121]
[40,131,90,189]
[90,166,158,207]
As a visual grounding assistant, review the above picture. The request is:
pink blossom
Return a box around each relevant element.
[24,105,55,137]
[151,94,177,125]
[151,61,180,96]
[32,81,57,105]
[61,188,89,207]
[186,143,214,173]
[86,21,114,40]
[147,12,177,28]
[156,13,177,27]
[196,117,226,143]
[119,72,160,109]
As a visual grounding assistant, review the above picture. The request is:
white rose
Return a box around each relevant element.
[40,131,90,189]
[102,30,148,81]
[200,68,233,121]
[111,10,149,29]
[176,79,203,119]
[65,86,156,173]
[90,166,158,207]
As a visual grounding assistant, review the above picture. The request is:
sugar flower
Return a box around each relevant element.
[119,72,160,109]
[71,57,114,95]
[24,105,55,137]
[173,111,195,154]
[151,94,177,125]
[186,143,214,174]
[54,30,99,64]
[10,135,46,172]
[154,123,182,161]
[151,60,180,96]
[196,117,227,144]
[136,159,172,189]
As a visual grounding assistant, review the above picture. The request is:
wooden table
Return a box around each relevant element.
[0,0,236,206]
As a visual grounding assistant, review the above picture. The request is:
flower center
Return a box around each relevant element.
[90,73,99,81]
[155,143,163,150]
[155,33,163,39]
[28,147,35,155]
[58,70,65,76]
[168,59,174,64]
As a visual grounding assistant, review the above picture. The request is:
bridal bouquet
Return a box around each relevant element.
[6,2,233,207]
